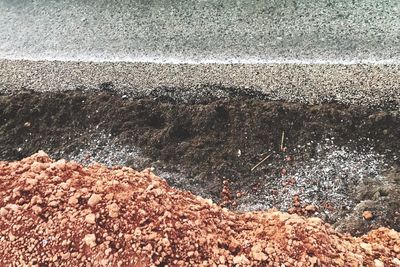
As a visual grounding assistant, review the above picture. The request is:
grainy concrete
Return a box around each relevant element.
[1,59,399,107]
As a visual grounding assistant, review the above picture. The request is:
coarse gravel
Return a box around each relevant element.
[1,59,400,108]
[1,152,399,266]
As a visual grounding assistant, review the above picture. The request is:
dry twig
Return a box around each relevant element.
[280,131,285,151]
[251,153,273,171]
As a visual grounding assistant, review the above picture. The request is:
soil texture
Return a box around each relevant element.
[0,87,399,235]
[0,152,399,266]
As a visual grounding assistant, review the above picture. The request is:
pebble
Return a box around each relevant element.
[68,195,79,206]
[359,243,372,254]
[0,207,8,216]
[374,259,384,267]
[107,203,120,218]
[363,211,374,221]
[88,194,102,207]
[233,255,250,265]
[85,213,96,224]
[32,205,42,215]
[305,205,317,213]
[48,200,59,207]
[83,234,96,248]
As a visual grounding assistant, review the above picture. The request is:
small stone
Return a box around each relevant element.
[251,244,264,258]
[363,211,373,220]
[32,205,42,215]
[0,207,8,217]
[54,159,67,171]
[48,200,59,207]
[61,252,70,260]
[392,258,400,266]
[105,193,114,200]
[252,251,267,261]
[309,257,318,265]
[85,213,96,224]
[83,234,96,248]
[305,205,317,213]
[88,194,102,207]
[68,195,79,206]
[143,243,152,251]
[30,195,43,205]
[9,233,16,242]
[359,243,372,254]
[105,248,112,256]
[26,178,38,186]
[107,203,120,218]
[374,259,384,267]
[233,255,250,265]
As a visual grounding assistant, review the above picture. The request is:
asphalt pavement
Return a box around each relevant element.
[0,0,399,106]
[0,0,399,63]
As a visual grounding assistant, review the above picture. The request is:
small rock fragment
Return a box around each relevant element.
[107,203,120,218]
[305,205,317,213]
[83,234,96,248]
[233,255,250,265]
[363,211,374,220]
[48,200,59,207]
[68,195,79,206]
[85,213,96,224]
[359,243,372,254]
[0,207,8,217]
[88,194,102,207]
[392,258,400,266]
[374,259,384,267]
[32,205,42,215]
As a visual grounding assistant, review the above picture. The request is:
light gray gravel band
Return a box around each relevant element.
[1,59,400,107]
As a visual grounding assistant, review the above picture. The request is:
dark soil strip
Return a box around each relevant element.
[0,88,399,235]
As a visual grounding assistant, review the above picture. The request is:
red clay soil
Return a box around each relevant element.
[0,152,399,266]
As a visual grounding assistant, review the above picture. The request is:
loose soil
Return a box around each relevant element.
[1,152,399,266]
[0,88,399,236]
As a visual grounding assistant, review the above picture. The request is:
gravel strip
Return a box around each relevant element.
[1,59,400,107]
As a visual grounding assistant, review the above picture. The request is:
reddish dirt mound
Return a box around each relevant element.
[0,152,399,266]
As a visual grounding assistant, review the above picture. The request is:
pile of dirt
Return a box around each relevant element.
[0,89,399,235]
[0,152,399,266]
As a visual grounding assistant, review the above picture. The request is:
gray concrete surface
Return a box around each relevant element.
[0,0,399,63]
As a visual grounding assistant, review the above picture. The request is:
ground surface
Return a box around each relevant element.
[0,152,399,266]
[1,89,399,236]
[0,0,399,63]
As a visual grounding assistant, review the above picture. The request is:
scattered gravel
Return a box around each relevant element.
[237,140,388,213]
[52,132,147,168]
[1,59,399,108]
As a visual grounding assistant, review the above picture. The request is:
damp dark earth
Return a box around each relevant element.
[1,87,399,236]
